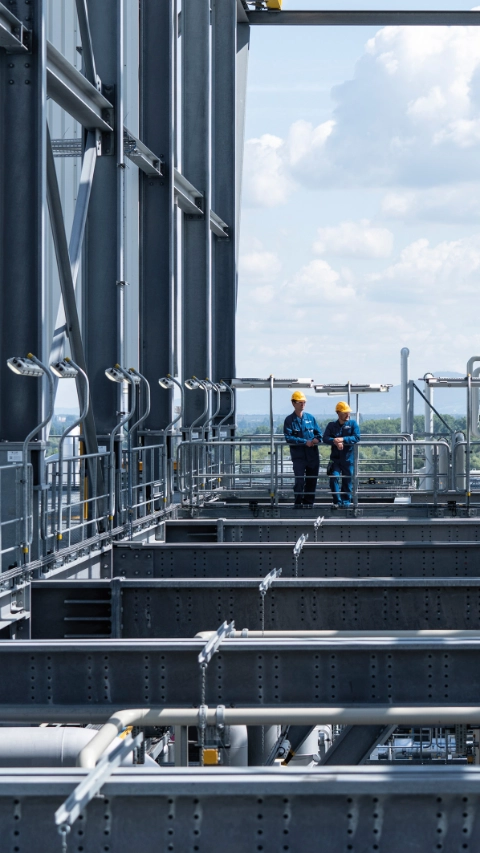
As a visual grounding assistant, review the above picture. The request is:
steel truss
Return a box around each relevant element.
[0,0,245,559]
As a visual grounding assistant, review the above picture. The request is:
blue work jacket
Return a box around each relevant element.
[323,418,360,462]
[284,412,322,458]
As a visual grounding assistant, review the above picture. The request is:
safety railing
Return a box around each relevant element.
[2,430,480,570]
[0,462,31,572]
[43,444,110,554]
[119,442,166,535]
[177,435,455,506]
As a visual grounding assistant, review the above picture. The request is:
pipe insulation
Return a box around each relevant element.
[0,727,155,767]
[77,706,480,768]
[467,357,480,439]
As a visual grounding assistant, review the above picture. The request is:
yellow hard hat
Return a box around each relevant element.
[291,390,307,403]
[335,401,351,413]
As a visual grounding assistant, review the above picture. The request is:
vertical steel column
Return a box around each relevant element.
[83,0,122,440]
[139,0,175,431]
[235,21,250,262]
[182,0,212,426]
[212,0,236,424]
[0,0,46,440]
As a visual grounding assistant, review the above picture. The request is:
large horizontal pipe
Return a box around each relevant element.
[196,629,480,639]
[247,10,480,26]
[78,705,480,768]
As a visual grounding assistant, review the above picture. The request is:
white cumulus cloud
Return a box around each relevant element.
[283,259,356,304]
[366,233,480,301]
[381,185,480,223]
[244,23,480,201]
[313,219,393,258]
[242,134,294,207]
[239,249,281,282]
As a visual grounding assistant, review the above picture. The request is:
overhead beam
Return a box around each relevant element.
[247,10,480,26]
[46,40,113,132]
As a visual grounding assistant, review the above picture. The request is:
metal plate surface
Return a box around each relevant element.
[114,541,480,579]
[30,578,480,638]
[166,518,480,544]
[1,636,480,707]
[0,766,480,853]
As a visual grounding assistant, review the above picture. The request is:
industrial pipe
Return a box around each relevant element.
[400,347,409,433]
[196,629,480,639]
[0,726,157,768]
[467,357,480,439]
[77,705,480,768]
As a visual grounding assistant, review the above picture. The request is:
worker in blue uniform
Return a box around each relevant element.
[323,401,360,508]
[284,391,322,508]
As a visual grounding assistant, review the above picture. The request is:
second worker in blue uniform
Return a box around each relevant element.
[323,401,360,508]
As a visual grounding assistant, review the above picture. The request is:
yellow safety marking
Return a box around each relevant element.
[119,726,133,740]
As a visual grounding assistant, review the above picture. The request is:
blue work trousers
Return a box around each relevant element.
[291,450,319,505]
[330,459,354,505]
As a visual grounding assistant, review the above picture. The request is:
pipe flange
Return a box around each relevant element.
[216,704,225,731]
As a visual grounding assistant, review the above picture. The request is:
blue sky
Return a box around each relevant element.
[237,0,480,394]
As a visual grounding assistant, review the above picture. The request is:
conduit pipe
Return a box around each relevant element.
[195,629,480,639]
[467,357,480,439]
[400,347,409,433]
[77,705,480,768]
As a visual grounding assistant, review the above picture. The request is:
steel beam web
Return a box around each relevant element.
[0,0,46,441]
[139,0,175,432]
[182,0,212,426]
[212,0,236,408]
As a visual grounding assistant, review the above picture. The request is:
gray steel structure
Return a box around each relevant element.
[1,765,480,853]
[165,517,480,543]
[3,3,480,846]
[29,577,480,638]
[0,0,243,456]
[0,634,478,707]
[113,540,480,578]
